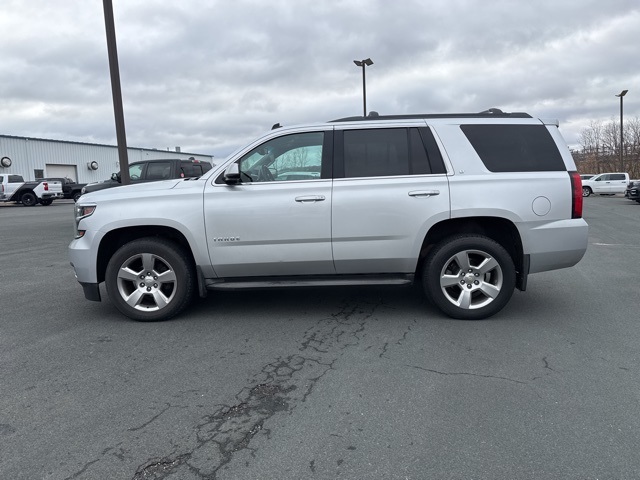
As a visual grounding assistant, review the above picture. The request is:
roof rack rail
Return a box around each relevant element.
[329,108,532,122]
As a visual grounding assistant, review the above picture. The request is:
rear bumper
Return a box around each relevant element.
[42,192,63,199]
[524,219,589,274]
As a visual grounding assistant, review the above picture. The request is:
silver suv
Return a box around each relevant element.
[70,109,588,321]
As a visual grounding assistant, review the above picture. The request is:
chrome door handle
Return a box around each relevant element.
[295,195,326,202]
[408,190,440,197]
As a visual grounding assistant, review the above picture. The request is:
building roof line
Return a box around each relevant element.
[0,133,212,158]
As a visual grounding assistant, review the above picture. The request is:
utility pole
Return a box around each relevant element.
[103,0,130,184]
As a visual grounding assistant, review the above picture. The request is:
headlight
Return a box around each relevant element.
[74,204,97,238]
[81,186,86,194]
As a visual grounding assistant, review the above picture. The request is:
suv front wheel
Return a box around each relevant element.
[582,186,592,197]
[105,238,195,321]
[423,235,516,320]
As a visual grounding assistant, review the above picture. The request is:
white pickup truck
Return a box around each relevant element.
[581,172,629,197]
[0,174,64,206]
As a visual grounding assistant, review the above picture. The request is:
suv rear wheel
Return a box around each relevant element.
[423,235,516,320]
[105,238,195,321]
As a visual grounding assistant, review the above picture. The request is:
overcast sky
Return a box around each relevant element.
[1,0,638,157]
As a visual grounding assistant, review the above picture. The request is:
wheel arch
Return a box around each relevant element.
[96,226,196,284]
[418,216,526,289]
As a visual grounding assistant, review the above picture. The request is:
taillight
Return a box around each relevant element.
[43,182,49,191]
[569,171,583,218]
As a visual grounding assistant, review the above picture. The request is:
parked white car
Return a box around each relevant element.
[581,172,629,197]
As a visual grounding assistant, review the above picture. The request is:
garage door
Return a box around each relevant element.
[46,164,78,181]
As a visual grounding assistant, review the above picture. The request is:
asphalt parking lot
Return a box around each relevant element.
[1,195,639,479]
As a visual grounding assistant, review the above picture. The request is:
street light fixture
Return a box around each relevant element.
[615,89,628,171]
[353,58,373,117]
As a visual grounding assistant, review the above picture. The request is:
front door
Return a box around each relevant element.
[204,130,334,277]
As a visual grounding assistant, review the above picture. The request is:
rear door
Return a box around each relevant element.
[331,125,450,274]
[608,173,628,193]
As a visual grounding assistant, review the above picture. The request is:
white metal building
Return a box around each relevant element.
[0,134,214,183]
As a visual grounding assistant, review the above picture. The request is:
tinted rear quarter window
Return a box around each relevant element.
[461,124,565,172]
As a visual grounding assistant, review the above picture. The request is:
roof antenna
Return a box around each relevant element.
[271,123,282,130]
[367,111,379,118]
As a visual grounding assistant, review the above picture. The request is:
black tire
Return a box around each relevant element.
[40,199,53,206]
[73,192,82,202]
[105,237,195,322]
[21,192,37,206]
[423,235,516,320]
[582,186,592,197]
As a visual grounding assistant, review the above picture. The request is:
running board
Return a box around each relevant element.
[205,274,414,291]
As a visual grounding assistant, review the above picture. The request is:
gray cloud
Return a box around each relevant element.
[0,0,638,156]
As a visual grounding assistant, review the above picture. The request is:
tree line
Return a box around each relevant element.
[573,117,640,179]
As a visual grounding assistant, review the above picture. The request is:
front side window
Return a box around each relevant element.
[219,132,324,183]
[129,164,145,181]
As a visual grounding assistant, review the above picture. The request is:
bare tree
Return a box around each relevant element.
[576,117,640,178]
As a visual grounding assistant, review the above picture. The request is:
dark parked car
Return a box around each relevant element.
[81,158,213,195]
[626,180,640,203]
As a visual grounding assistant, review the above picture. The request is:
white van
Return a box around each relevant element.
[581,172,630,197]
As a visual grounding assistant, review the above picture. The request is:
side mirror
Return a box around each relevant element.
[111,172,121,183]
[224,164,241,185]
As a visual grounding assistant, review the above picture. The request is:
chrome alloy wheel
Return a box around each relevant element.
[115,252,177,311]
[438,249,503,310]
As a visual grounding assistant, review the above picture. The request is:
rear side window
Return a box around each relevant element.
[145,162,172,180]
[338,127,445,178]
[610,174,626,181]
[461,124,565,172]
[181,163,203,177]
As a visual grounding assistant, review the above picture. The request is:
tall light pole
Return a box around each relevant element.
[616,89,628,172]
[353,58,373,117]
